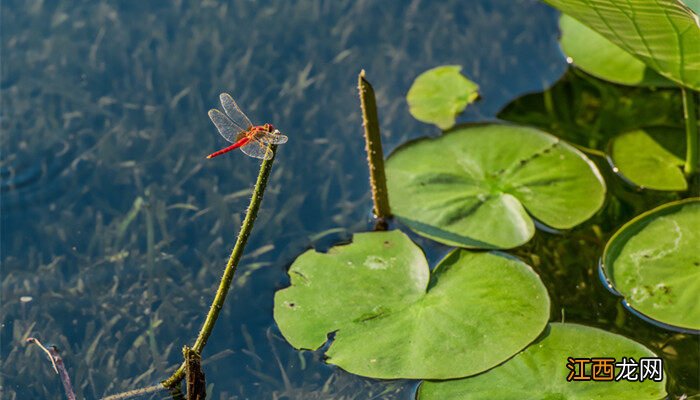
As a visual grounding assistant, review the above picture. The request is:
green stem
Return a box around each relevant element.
[682,88,698,178]
[162,147,278,389]
[100,385,167,400]
[358,70,391,227]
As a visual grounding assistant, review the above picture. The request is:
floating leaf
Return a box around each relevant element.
[609,128,687,191]
[559,15,672,87]
[406,66,479,130]
[602,198,700,331]
[418,323,667,399]
[544,0,700,90]
[385,124,606,249]
[274,230,550,379]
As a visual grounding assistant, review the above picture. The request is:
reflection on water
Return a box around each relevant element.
[4,0,696,399]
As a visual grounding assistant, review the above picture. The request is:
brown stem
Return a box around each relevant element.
[358,70,391,228]
[26,338,76,400]
[184,346,206,400]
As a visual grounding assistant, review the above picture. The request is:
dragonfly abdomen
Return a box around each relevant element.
[206,136,250,159]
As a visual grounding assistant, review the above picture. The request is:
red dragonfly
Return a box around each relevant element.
[206,93,288,160]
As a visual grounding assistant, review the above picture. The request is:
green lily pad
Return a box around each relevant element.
[559,15,672,87]
[419,323,667,399]
[406,66,479,130]
[609,128,687,191]
[545,0,700,90]
[274,230,550,379]
[385,124,606,249]
[602,198,700,331]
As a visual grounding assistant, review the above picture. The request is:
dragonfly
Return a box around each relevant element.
[206,93,288,160]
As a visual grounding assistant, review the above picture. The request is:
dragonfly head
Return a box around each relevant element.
[264,123,276,132]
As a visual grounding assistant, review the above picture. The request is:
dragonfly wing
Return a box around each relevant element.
[257,130,289,144]
[220,93,254,131]
[208,109,243,142]
[240,139,273,160]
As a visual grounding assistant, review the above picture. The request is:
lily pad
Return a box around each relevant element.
[602,198,700,331]
[559,15,672,87]
[274,230,550,379]
[385,124,606,249]
[419,323,667,400]
[406,66,479,130]
[609,128,687,191]
[545,0,700,90]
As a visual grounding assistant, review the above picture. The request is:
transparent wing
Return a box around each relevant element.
[257,130,288,145]
[208,109,244,143]
[240,139,273,160]
[220,93,254,130]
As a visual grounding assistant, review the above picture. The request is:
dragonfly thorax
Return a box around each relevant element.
[248,123,274,134]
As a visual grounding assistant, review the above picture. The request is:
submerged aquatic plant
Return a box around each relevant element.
[94,95,285,398]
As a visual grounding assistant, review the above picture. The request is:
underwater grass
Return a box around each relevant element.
[2,0,698,398]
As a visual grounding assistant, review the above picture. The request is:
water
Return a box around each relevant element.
[2,1,696,399]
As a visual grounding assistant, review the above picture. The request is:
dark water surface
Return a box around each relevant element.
[2,1,696,399]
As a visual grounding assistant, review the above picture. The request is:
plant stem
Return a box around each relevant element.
[184,346,206,399]
[358,70,391,228]
[26,338,76,400]
[682,88,698,178]
[162,147,278,389]
[100,385,168,400]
